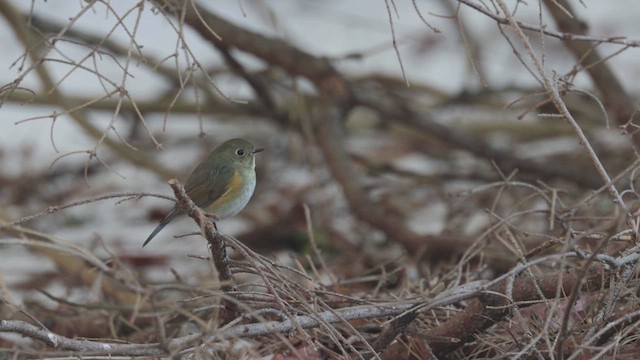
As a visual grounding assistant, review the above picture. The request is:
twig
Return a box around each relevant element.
[0,281,482,356]
[167,179,233,287]
[457,0,640,47]
[1,249,624,357]
[0,191,173,230]
[542,0,640,152]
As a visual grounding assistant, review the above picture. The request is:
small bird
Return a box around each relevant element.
[143,138,263,247]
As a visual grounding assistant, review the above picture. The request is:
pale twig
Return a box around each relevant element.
[383,0,409,86]
[1,247,626,357]
[567,309,640,360]
[303,203,334,284]
[0,191,173,230]
[0,280,483,356]
[495,0,633,223]
[411,0,441,33]
[2,0,176,179]
[0,236,141,293]
[93,3,153,152]
[493,4,639,346]
[457,0,640,47]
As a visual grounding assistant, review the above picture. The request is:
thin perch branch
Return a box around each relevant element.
[167,179,233,286]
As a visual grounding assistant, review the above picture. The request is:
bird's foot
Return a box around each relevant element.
[204,212,220,221]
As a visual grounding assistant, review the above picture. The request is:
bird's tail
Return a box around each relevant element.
[142,207,179,247]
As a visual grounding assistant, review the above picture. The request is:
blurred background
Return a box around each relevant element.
[1,0,640,358]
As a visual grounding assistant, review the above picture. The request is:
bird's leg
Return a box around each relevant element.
[204,212,220,231]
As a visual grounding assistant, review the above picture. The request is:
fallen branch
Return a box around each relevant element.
[0,281,482,356]
[0,257,617,357]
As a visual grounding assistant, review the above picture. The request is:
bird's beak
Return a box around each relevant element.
[253,148,264,154]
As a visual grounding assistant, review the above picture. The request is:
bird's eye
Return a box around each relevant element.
[236,149,245,156]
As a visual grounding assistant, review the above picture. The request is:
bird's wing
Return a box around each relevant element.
[184,165,235,208]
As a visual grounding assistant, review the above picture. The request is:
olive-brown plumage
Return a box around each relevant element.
[143,138,263,247]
